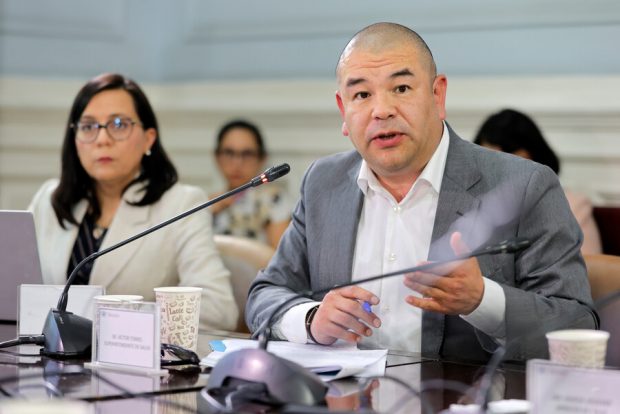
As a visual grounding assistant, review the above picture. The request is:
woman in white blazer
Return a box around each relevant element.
[28,73,238,331]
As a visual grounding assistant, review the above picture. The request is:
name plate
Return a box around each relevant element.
[527,359,620,413]
[87,302,166,376]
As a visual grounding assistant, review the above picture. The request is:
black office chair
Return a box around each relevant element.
[585,254,620,367]
[592,207,620,256]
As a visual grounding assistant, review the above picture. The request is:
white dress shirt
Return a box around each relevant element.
[277,123,506,348]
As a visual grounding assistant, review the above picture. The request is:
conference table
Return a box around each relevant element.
[0,322,525,413]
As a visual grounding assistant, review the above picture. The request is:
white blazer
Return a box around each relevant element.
[28,179,239,331]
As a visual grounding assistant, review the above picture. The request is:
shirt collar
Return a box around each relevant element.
[357,121,450,197]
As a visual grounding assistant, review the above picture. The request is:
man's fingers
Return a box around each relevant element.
[403,278,446,301]
[406,295,445,313]
[405,271,442,286]
[316,320,365,344]
[450,231,471,256]
[336,285,379,305]
[315,324,357,344]
[334,296,381,327]
[323,287,381,327]
[311,287,382,344]
[330,310,373,337]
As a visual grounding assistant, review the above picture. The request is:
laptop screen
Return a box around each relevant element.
[0,210,43,321]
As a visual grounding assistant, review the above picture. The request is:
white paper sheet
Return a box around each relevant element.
[202,338,387,381]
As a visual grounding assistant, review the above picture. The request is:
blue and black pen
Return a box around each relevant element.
[362,301,372,313]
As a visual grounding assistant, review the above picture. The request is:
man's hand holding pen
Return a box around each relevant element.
[309,286,381,345]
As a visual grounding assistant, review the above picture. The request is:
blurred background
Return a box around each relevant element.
[1,0,619,209]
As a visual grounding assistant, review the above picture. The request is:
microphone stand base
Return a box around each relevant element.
[41,309,92,359]
[203,348,327,411]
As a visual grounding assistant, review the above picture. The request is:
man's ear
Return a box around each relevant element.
[336,91,345,119]
[335,91,349,136]
[433,74,448,120]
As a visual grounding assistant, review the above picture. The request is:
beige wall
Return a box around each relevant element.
[1,75,620,210]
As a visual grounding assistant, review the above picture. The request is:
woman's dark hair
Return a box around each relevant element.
[215,119,266,158]
[52,72,178,228]
[474,108,560,174]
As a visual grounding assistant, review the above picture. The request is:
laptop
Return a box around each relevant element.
[0,210,43,321]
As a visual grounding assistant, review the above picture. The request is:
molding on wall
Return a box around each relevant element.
[4,75,620,112]
[1,75,619,208]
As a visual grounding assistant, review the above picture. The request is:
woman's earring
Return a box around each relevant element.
[145,149,152,156]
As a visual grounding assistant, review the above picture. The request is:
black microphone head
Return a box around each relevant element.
[473,237,532,257]
[252,164,291,187]
[264,163,290,182]
[502,237,531,253]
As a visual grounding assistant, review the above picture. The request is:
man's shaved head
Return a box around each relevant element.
[336,22,437,83]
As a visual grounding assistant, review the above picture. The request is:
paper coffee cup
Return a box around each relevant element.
[487,399,532,413]
[448,404,482,413]
[546,329,609,368]
[94,294,144,303]
[94,295,144,311]
[0,400,93,414]
[154,287,202,352]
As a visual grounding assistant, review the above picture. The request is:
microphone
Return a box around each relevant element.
[460,254,602,412]
[203,237,531,412]
[19,164,291,358]
[472,292,599,412]
[251,163,290,187]
[468,237,530,256]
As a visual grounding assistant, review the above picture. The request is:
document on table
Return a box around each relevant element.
[202,339,387,381]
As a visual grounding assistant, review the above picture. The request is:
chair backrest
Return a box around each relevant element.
[584,253,620,367]
[585,254,620,301]
[593,207,620,256]
[214,235,274,333]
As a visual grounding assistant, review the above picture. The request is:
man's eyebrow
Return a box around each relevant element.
[346,77,366,88]
[391,68,414,79]
[345,68,415,88]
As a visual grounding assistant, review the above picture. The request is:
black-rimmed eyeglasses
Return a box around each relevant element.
[71,116,142,143]
[160,343,200,367]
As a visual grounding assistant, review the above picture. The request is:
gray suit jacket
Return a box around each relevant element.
[246,128,597,362]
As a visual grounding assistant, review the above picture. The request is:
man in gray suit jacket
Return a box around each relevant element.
[246,22,597,362]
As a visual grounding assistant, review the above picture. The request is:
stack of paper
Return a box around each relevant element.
[202,339,387,381]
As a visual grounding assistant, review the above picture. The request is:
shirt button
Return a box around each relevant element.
[388,253,396,261]
[393,205,401,213]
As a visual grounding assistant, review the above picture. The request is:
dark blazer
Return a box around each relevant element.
[246,127,597,362]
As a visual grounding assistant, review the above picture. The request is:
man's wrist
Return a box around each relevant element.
[305,305,320,343]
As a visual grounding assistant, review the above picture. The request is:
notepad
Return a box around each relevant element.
[202,338,387,381]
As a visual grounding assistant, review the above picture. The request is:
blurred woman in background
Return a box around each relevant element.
[210,119,292,249]
[474,108,602,254]
[29,73,238,330]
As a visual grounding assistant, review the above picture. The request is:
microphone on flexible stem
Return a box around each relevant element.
[33,164,291,358]
[473,296,599,413]
[203,237,531,412]
[470,257,602,413]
